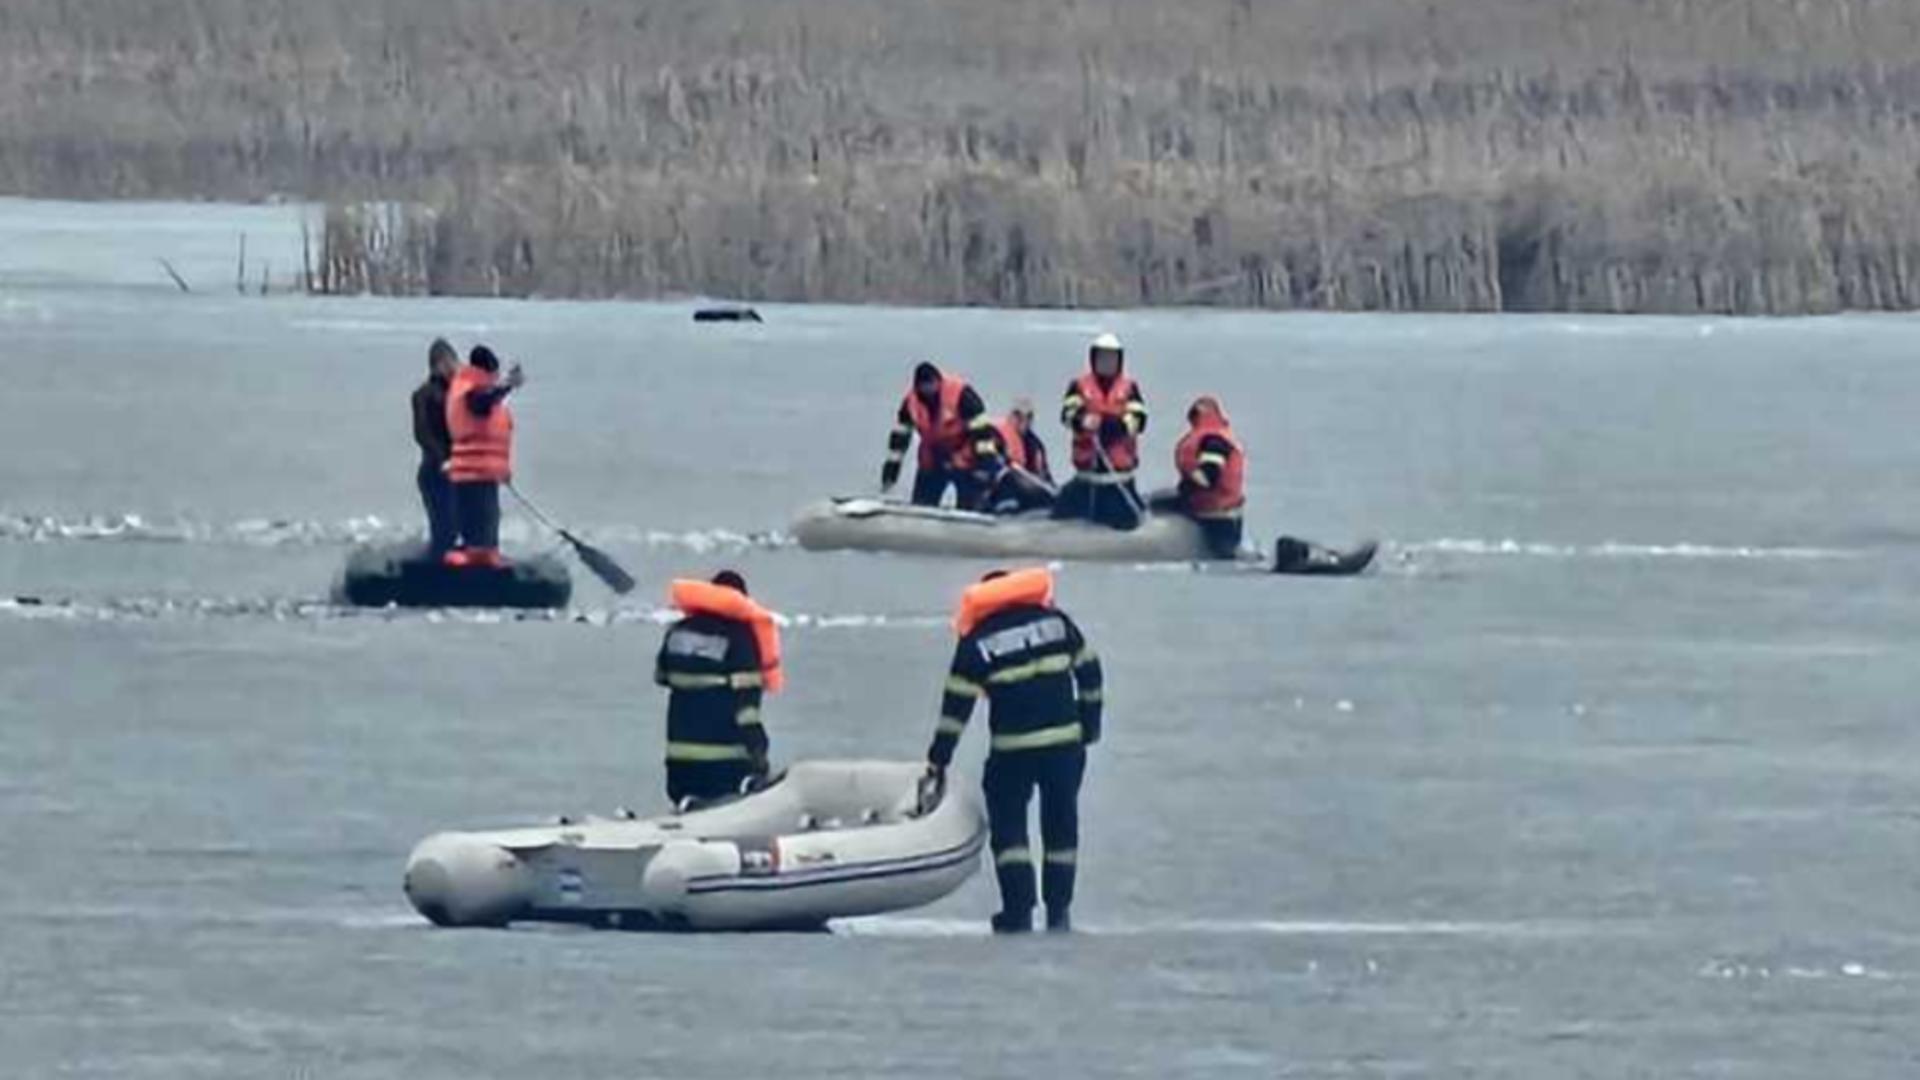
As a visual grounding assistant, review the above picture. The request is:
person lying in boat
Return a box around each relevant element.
[443,345,524,569]
[410,338,460,556]
[881,361,1003,510]
[1051,332,1148,530]
[925,568,1103,933]
[1147,395,1247,559]
[984,398,1056,514]
[654,571,783,808]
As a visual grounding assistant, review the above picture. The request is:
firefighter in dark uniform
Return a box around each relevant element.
[653,570,784,806]
[881,361,1003,509]
[925,567,1103,933]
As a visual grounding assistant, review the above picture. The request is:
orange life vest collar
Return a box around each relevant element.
[953,567,1055,636]
[669,580,785,693]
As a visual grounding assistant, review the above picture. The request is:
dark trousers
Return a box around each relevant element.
[452,481,500,550]
[417,460,457,555]
[911,467,988,511]
[987,468,1055,515]
[983,747,1086,922]
[666,760,752,805]
[1050,475,1143,530]
[1147,489,1243,558]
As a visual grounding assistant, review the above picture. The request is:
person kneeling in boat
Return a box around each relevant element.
[411,338,460,556]
[443,345,525,569]
[1051,332,1148,530]
[984,398,1057,514]
[881,361,1002,510]
[925,568,1103,933]
[655,571,783,807]
[1148,395,1247,559]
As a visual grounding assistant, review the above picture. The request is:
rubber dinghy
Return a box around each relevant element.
[404,760,986,931]
[790,496,1228,562]
[336,542,571,609]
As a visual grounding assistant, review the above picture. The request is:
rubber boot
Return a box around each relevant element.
[1045,907,1072,933]
[992,859,1036,934]
[1042,859,1076,931]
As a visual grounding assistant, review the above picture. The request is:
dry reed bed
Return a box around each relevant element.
[5,0,1920,311]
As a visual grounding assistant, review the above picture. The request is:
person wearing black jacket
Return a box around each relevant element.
[654,571,778,806]
[410,339,460,555]
[881,361,1002,509]
[926,568,1104,933]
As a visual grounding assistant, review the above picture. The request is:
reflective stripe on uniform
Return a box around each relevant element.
[935,717,968,736]
[1073,469,1136,485]
[736,706,762,727]
[945,675,982,698]
[1187,469,1213,488]
[1197,451,1228,468]
[1078,688,1103,704]
[665,741,752,762]
[1191,506,1243,521]
[660,672,731,690]
[729,671,765,690]
[1044,849,1077,865]
[986,652,1074,685]
[994,846,1032,866]
[990,721,1084,752]
[1074,647,1099,666]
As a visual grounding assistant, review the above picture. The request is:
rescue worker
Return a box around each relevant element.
[410,338,460,555]
[653,570,782,806]
[925,568,1103,933]
[443,344,524,568]
[985,398,1056,514]
[1051,332,1148,530]
[1163,395,1247,559]
[881,361,1002,510]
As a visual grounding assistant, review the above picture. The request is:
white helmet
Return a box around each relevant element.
[1090,332,1123,353]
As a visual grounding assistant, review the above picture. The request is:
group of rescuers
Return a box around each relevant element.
[653,563,1100,934]
[404,331,1223,933]
[884,331,1250,560]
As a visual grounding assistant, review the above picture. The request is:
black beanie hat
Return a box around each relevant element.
[712,570,748,595]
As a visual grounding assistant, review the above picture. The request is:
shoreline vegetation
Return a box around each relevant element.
[6,1,1920,313]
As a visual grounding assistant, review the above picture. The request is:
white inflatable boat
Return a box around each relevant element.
[403,760,986,931]
[790,496,1226,561]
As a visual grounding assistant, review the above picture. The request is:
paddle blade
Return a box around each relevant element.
[565,533,637,595]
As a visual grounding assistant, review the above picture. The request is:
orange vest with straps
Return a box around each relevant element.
[1174,408,1245,517]
[669,580,785,693]
[1069,372,1139,474]
[445,366,514,483]
[904,376,976,471]
[994,416,1030,471]
[954,567,1055,636]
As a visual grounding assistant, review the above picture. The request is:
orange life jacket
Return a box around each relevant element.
[994,416,1029,472]
[1069,372,1139,474]
[445,366,514,483]
[904,376,977,471]
[953,567,1055,636]
[669,580,785,693]
[1174,397,1245,517]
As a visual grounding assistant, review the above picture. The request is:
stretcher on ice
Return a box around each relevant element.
[790,496,1228,562]
[403,760,986,931]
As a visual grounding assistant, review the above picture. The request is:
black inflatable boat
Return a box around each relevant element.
[336,542,573,609]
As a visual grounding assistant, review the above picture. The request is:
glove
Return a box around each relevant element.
[1078,412,1100,432]
[880,465,898,492]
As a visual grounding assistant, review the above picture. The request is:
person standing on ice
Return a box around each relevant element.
[924,567,1103,933]
[410,338,460,556]
[654,571,783,807]
[1051,332,1148,530]
[442,344,524,568]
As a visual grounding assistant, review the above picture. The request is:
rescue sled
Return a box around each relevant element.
[403,760,986,932]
